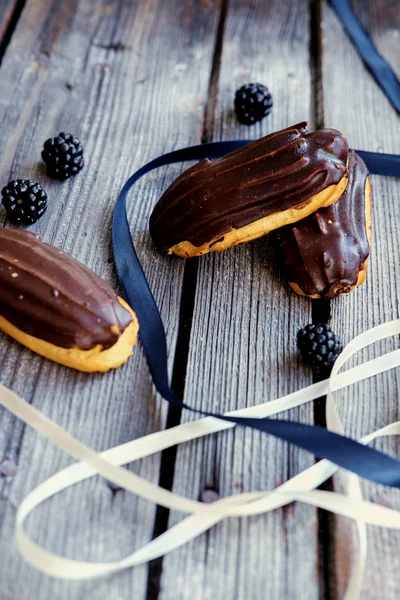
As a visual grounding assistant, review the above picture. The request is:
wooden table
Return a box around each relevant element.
[0,1,399,598]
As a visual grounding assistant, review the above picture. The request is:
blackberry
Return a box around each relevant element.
[297,323,343,373]
[1,179,47,225]
[234,83,273,125]
[42,132,84,180]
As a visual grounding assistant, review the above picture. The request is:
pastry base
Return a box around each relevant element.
[0,297,139,373]
[288,265,368,299]
[288,176,372,299]
[168,175,349,258]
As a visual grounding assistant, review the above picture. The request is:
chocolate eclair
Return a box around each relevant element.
[150,122,349,258]
[276,151,371,299]
[0,229,139,372]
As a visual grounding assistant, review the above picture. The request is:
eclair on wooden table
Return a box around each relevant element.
[276,150,372,299]
[0,229,138,372]
[150,122,349,258]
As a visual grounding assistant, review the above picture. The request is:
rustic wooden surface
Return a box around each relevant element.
[160,1,318,599]
[0,0,18,45]
[0,1,219,599]
[323,1,400,598]
[0,0,399,599]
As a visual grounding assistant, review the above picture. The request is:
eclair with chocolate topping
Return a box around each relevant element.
[150,122,349,258]
[276,151,371,299]
[0,229,139,372]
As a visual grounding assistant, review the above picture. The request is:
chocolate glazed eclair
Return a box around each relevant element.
[149,122,349,258]
[276,151,372,299]
[0,229,139,372]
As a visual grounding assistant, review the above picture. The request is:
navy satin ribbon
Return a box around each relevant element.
[329,0,400,114]
[112,141,400,488]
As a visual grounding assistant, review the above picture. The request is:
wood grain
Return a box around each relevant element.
[159,1,320,599]
[0,0,398,597]
[0,1,220,598]
[0,0,19,45]
[323,0,400,598]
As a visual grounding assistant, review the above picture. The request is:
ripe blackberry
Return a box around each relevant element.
[42,132,84,180]
[1,179,47,225]
[234,83,273,125]
[297,323,343,373]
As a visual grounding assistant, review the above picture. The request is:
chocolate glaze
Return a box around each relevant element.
[0,229,132,349]
[276,151,370,299]
[149,122,349,250]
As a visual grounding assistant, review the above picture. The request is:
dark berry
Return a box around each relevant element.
[297,323,343,374]
[41,132,84,180]
[234,83,273,125]
[1,179,47,225]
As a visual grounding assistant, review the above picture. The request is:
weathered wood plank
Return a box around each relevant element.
[0,1,220,598]
[0,0,19,45]
[160,2,320,599]
[323,0,400,598]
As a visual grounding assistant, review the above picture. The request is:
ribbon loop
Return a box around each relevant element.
[0,140,399,598]
[112,143,400,489]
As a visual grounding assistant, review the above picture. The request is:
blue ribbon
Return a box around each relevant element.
[112,141,400,488]
[329,0,400,114]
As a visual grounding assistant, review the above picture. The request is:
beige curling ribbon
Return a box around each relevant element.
[1,321,400,598]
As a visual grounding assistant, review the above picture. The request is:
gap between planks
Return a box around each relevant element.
[310,2,336,599]
[0,0,27,65]
[145,1,230,598]
[146,0,337,597]
[0,0,31,495]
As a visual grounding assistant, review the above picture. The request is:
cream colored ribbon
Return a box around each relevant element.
[1,320,400,598]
